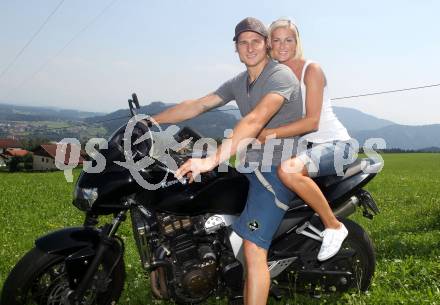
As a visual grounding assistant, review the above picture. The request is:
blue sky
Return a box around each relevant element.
[0,0,439,125]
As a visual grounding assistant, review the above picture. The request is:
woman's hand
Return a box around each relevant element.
[175,155,218,183]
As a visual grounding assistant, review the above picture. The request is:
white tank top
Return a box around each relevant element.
[299,60,351,143]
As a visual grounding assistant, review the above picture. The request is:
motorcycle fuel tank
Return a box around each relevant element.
[141,167,249,216]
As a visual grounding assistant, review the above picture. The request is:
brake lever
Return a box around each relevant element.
[155,163,188,185]
[132,93,141,109]
[128,99,137,116]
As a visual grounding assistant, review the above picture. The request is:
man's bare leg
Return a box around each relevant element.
[243,276,248,304]
[243,239,270,305]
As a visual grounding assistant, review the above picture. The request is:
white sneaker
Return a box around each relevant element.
[317,223,348,261]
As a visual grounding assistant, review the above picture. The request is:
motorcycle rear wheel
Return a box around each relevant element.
[280,218,376,294]
[0,246,125,305]
[329,218,376,291]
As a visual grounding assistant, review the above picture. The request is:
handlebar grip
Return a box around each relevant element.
[132,93,140,109]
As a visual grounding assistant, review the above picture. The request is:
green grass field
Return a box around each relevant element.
[0,153,439,304]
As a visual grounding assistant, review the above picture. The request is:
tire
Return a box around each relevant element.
[337,218,376,291]
[1,245,125,305]
[279,218,376,293]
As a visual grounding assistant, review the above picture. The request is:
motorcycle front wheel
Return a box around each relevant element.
[0,245,125,305]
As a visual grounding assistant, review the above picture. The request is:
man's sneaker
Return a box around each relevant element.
[317,223,348,261]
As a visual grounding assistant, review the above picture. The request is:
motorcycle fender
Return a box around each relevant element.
[35,226,101,255]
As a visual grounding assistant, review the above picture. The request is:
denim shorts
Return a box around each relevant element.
[232,167,297,250]
[296,140,353,178]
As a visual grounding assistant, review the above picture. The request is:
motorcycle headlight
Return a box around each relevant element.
[73,185,98,211]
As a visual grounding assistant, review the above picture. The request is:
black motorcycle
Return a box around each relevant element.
[1,94,381,305]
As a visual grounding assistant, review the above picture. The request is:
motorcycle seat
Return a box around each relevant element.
[287,158,375,211]
[313,158,371,188]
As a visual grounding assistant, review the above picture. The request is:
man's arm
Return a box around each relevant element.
[175,92,285,180]
[215,92,285,163]
[152,93,224,124]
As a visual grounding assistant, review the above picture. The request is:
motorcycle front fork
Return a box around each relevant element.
[83,212,99,227]
[69,210,127,304]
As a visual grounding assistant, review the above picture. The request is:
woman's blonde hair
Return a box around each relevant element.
[268,18,304,60]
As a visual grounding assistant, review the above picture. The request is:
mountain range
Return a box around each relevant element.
[0,103,102,121]
[85,102,440,150]
[1,102,439,151]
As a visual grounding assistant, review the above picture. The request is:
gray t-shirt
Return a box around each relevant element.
[215,59,302,167]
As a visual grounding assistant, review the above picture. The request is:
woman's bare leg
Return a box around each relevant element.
[243,239,270,305]
[278,157,341,229]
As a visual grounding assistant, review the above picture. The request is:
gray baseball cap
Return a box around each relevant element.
[233,17,268,42]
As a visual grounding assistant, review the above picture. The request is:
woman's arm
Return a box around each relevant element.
[258,63,326,142]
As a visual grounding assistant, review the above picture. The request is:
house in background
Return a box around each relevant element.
[32,143,85,171]
[0,148,31,170]
[3,148,30,158]
[0,138,21,154]
[0,154,6,167]
[0,138,23,168]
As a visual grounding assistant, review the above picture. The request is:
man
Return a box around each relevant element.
[153,17,302,305]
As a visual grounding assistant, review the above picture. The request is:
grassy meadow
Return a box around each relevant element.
[0,153,439,304]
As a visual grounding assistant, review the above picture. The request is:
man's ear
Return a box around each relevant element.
[265,39,272,55]
[266,45,272,57]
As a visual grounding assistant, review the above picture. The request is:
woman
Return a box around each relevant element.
[259,18,352,261]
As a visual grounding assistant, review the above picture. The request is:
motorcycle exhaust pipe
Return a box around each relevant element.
[151,267,168,299]
[150,245,171,299]
[333,196,359,218]
[150,270,163,298]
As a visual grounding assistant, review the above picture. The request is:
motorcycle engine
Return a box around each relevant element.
[157,214,218,302]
